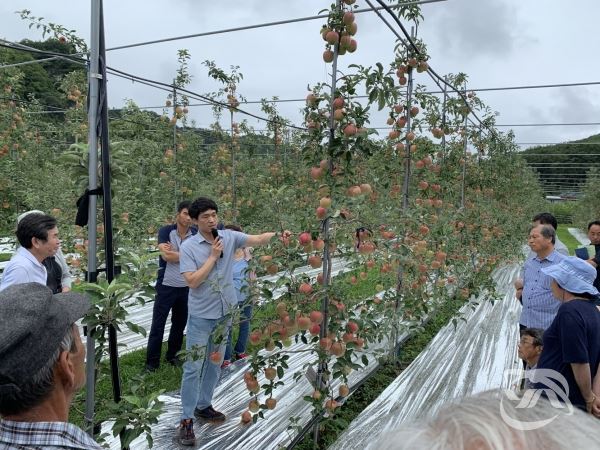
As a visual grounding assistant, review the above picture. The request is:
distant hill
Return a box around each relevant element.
[520,134,600,196]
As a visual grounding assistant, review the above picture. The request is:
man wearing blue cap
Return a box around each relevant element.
[0,283,101,449]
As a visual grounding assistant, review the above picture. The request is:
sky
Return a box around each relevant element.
[2,0,600,151]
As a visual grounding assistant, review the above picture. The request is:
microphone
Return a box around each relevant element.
[211,228,223,258]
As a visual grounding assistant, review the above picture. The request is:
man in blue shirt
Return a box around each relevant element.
[518,224,566,330]
[0,213,60,291]
[176,197,290,446]
[145,201,196,371]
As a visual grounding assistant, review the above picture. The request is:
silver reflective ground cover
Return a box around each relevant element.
[567,227,590,246]
[101,261,452,449]
[101,299,432,449]
[329,264,522,450]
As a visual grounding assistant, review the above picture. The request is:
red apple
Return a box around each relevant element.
[299,232,312,245]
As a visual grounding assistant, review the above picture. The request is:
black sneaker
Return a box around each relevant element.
[194,405,226,422]
[178,419,196,446]
[144,364,158,373]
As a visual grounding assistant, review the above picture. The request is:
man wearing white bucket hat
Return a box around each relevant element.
[533,256,600,415]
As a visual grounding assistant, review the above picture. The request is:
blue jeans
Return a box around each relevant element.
[180,315,230,420]
[224,302,253,361]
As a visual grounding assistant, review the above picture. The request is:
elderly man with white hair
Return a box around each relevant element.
[373,389,600,450]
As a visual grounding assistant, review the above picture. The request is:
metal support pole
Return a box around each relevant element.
[477,125,482,164]
[440,76,448,165]
[401,27,415,210]
[460,84,468,208]
[84,0,100,436]
[314,1,341,445]
[230,108,237,222]
[172,86,178,210]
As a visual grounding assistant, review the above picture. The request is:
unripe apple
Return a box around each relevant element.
[347,185,362,197]
[339,384,350,397]
[347,21,358,35]
[308,255,322,268]
[330,342,346,357]
[264,367,277,380]
[325,31,340,45]
[249,399,260,413]
[241,410,252,424]
[310,167,323,180]
[359,183,372,194]
[306,93,318,106]
[313,238,325,250]
[320,197,332,208]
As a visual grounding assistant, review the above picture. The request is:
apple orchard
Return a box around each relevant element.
[0,0,543,447]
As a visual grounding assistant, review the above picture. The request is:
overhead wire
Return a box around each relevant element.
[369,0,498,143]
[0,38,305,131]
[105,0,448,52]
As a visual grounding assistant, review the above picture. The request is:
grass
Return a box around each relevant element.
[0,252,11,262]
[70,342,184,428]
[556,224,581,255]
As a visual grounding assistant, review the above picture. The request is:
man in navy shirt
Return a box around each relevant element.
[586,220,600,291]
[145,201,196,371]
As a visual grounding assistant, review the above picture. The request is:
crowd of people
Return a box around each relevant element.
[514,213,600,415]
[1,204,599,448]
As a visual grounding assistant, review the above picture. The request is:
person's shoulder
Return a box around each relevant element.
[159,223,177,232]
[559,299,594,315]
[158,223,176,237]
[190,226,198,235]
[554,247,569,258]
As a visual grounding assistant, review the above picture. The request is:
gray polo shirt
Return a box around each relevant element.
[162,227,196,288]
[180,229,248,319]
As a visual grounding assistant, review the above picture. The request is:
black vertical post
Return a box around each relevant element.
[97,0,121,407]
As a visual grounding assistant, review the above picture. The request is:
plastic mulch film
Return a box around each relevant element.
[100,276,456,448]
[329,263,522,450]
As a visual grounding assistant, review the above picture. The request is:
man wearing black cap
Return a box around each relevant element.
[0,283,101,449]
